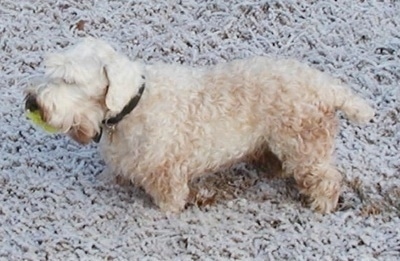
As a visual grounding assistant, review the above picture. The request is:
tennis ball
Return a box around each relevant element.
[26,110,58,133]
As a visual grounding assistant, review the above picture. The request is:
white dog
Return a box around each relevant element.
[25,38,374,213]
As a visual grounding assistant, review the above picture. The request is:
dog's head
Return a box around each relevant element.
[25,37,144,144]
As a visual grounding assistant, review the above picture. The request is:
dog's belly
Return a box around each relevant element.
[170,118,265,179]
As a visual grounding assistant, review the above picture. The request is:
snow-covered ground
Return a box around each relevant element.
[1,0,399,260]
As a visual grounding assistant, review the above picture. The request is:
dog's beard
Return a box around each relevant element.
[68,126,93,144]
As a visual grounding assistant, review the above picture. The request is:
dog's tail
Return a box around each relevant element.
[328,83,374,124]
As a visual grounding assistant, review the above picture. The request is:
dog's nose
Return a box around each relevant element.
[25,93,39,112]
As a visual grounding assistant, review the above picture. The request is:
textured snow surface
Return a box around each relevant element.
[1,0,399,260]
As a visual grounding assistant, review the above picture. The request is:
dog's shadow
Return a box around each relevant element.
[104,150,366,213]
[187,151,303,210]
[106,150,301,211]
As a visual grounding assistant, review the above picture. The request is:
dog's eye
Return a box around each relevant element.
[63,78,75,85]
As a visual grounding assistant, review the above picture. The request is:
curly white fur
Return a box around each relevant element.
[25,38,374,213]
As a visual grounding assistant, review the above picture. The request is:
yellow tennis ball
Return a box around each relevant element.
[26,110,58,133]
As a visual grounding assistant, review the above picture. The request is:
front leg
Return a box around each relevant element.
[139,167,190,213]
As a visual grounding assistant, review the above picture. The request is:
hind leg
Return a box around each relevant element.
[290,160,342,213]
[268,116,341,213]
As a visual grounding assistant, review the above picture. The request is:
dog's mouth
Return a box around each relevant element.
[24,94,58,133]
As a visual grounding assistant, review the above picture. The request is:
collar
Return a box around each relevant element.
[93,81,146,143]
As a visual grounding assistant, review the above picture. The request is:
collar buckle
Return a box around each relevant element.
[93,78,146,143]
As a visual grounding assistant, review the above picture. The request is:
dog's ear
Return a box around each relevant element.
[104,57,144,113]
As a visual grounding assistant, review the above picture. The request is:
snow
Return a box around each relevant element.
[0,0,399,260]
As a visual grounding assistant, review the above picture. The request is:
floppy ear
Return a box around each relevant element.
[104,56,145,113]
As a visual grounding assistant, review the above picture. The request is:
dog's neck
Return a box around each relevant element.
[103,83,145,126]
[93,78,146,143]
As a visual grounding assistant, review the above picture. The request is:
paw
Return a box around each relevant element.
[309,192,340,214]
[115,174,132,186]
[299,167,342,214]
[158,200,186,214]
[346,98,375,124]
[154,192,188,214]
[351,106,374,124]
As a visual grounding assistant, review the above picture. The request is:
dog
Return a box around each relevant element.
[25,37,374,213]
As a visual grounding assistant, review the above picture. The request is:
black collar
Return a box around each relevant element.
[93,82,146,143]
[103,83,145,126]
